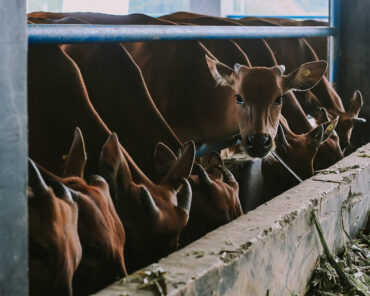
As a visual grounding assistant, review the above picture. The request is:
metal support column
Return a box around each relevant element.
[337,0,370,146]
[0,0,28,295]
[329,0,340,85]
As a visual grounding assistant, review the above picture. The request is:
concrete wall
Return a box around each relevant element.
[95,144,370,296]
[338,0,370,146]
[0,0,28,295]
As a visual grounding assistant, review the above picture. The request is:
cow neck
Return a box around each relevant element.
[62,41,182,180]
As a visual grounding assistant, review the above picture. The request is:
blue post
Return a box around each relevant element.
[329,0,340,84]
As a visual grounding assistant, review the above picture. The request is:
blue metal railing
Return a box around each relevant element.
[227,15,328,21]
[28,25,336,44]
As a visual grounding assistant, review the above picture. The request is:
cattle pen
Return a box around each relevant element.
[1,0,369,295]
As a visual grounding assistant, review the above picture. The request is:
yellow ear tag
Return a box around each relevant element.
[304,69,311,77]
[327,122,335,132]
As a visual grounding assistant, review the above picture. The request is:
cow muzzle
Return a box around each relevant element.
[245,133,272,158]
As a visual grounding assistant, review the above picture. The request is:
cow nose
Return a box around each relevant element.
[245,133,272,158]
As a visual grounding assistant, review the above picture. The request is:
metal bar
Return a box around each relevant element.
[227,15,329,20]
[271,151,303,183]
[329,0,340,84]
[28,25,336,44]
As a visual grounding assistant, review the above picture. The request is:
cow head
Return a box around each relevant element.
[99,133,194,272]
[28,159,82,296]
[61,128,127,295]
[206,55,327,158]
[312,108,344,170]
[307,89,366,153]
[270,116,337,183]
[154,145,242,246]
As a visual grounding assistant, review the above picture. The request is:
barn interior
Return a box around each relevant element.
[1,0,369,295]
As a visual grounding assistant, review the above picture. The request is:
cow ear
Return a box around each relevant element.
[307,124,324,148]
[154,142,178,180]
[283,61,327,93]
[63,127,87,178]
[161,141,195,189]
[316,107,330,124]
[349,90,363,116]
[205,55,235,87]
[322,116,339,142]
[99,133,132,191]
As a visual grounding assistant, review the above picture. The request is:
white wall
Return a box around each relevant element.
[63,0,129,14]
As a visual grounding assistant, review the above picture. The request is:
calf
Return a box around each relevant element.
[236,17,366,151]
[154,145,242,246]
[28,159,82,296]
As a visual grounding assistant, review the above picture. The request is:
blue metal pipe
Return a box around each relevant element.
[227,15,328,20]
[28,24,336,44]
[329,0,340,84]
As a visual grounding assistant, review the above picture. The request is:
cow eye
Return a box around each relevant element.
[274,96,283,105]
[235,94,244,105]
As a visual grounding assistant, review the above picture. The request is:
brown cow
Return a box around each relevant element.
[235,17,366,151]
[159,12,342,171]
[28,159,82,296]
[28,43,194,273]
[37,128,127,295]
[154,144,242,246]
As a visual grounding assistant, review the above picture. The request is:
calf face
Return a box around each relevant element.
[206,56,327,158]
[28,159,81,296]
[99,134,194,272]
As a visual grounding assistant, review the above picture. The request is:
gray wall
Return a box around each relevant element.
[190,0,221,16]
[0,0,28,295]
[338,0,370,146]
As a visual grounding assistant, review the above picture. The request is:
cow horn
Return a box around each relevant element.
[351,117,366,124]
[28,158,49,195]
[216,165,237,184]
[193,163,213,187]
[176,178,192,215]
[140,186,159,218]
[47,179,74,203]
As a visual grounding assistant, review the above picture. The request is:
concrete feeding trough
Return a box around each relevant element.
[95,144,370,296]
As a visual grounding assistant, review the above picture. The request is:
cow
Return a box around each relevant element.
[159,12,343,170]
[153,144,242,246]
[28,159,82,296]
[37,128,128,295]
[234,17,366,152]
[28,43,194,273]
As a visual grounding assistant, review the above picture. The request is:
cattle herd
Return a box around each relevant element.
[26,11,366,296]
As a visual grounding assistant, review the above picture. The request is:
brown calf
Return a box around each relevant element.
[28,159,82,296]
